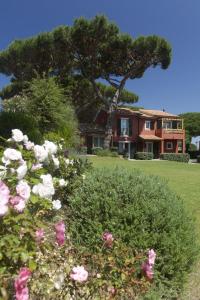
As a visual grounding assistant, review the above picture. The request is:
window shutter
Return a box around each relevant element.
[129,118,132,136]
[117,119,121,136]
[150,121,154,130]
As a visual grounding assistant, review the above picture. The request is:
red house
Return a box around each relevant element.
[80,108,185,158]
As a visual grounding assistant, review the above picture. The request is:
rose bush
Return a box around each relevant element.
[0,129,88,299]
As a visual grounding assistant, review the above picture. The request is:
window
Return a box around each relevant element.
[166,141,173,150]
[145,120,152,130]
[145,142,153,153]
[163,121,172,129]
[178,140,183,152]
[120,118,129,136]
[93,136,104,148]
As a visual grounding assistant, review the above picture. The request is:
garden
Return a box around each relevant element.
[0,130,199,299]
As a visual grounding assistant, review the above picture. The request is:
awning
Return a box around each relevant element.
[139,135,162,141]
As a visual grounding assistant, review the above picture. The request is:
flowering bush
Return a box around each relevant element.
[0,129,88,299]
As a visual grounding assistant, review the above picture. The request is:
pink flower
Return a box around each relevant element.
[141,261,154,280]
[35,228,45,243]
[70,266,88,282]
[0,181,10,204]
[31,163,43,171]
[16,181,31,201]
[55,221,65,246]
[148,249,156,266]
[9,196,26,212]
[102,231,114,248]
[14,268,31,300]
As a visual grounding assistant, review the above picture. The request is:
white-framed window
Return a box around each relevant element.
[166,141,173,150]
[178,140,183,152]
[145,120,152,130]
[121,118,129,136]
[93,136,104,148]
[163,121,172,129]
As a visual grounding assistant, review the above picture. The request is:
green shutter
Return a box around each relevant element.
[129,118,132,136]
[117,119,121,136]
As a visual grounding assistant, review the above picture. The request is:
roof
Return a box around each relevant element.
[139,109,179,118]
[139,135,163,141]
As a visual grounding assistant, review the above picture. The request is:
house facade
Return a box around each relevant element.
[80,108,185,158]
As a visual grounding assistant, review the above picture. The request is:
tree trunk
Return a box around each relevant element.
[104,106,115,149]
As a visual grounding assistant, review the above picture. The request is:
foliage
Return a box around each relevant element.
[135,152,154,160]
[197,155,200,163]
[92,147,118,157]
[0,111,42,144]
[180,112,200,137]
[2,95,29,112]
[189,143,197,151]
[0,130,88,298]
[160,153,190,163]
[29,236,150,299]
[24,77,78,135]
[187,150,200,159]
[68,168,198,294]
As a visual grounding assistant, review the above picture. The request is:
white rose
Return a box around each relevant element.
[34,145,48,162]
[65,159,70,165]
[17,162,27,180]
[40,174,53,186]
[3,148,22,161]
[52,155,59,169]
[52,199,62,210]
[23,135,29,143]
[44,140,57,155]
[59,179,66,187]
[12,129,24,142]
[32,183,54,199]
[16,180,31,201]
[25,141,34,150]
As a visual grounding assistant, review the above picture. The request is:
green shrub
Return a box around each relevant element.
[197,155,200,163]
[0,111,42,143]
[135,152,153,160]
[68,168,197,294]
[92,147,103,154]
[110,146,118,152]
[160,153,190,163]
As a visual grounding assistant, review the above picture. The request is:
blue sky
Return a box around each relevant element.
[0,0,200,115]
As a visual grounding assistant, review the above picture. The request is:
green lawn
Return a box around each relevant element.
[89,156,200,299]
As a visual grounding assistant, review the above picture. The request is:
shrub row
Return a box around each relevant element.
[160,153,190,163]
[92,147,118,157]
[135,152,154,160]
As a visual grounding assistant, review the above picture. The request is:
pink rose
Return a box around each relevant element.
[70,266,88,282]
[35,228,45,243]
[141,261,154,280]
[10,196,26,212]
[148,249,156,266]
[14,268,31,300]
[55,221,65,246]
[0,181,10,206]
[102,231,114,248]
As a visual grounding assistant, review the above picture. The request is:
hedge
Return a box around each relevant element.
[160,153,190,163]
[92,147,118,157]
[135,152,153,160]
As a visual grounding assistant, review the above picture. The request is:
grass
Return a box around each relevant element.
[88,156,200,299]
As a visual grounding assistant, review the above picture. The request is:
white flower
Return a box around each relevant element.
[31,163,43,171]
[52,155,59,169]
[25,141,34,150]
[59,179,67,187]
[65,159,70,165]
[3,148,22,161]
[16,180,31,201]
[17,162,27,180]
[54,273,65,289]
[33,145,48,162]
[12,129,24,142]
[32,174,55,200]
[44,140,57,155]
[23,135,29,143]
[52,200,62,210]
[82,174,86,180]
